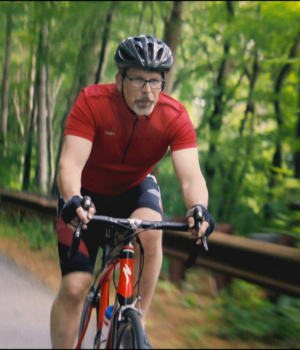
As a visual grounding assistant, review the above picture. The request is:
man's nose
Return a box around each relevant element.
[141,81,152,92]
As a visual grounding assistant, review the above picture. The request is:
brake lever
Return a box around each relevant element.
[184,217,209,268]
[201,234,209,251]
[67,197,92,260]
[67,220,83,259]
[195,212,209,251]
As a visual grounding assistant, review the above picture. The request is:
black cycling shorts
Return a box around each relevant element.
[56,175,163,277]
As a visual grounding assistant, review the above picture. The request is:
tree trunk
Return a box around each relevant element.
[295,67,300,179]
[222,52,260,221]
[46,69,54,190]
[51,15,105,196]
[94,1,117,84]
[0,11,12,156]
[205,1,235,184]
[22,92,36,192]
[163,1,184,95]
[36,24,48,194]
[270,31,300,187]
[22,53,36,192]
[46,68,64,190]
[239,52,259,136]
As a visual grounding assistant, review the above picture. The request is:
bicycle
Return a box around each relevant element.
[69,198,209,349]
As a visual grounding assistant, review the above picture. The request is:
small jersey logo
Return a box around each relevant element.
[105,131,115,136]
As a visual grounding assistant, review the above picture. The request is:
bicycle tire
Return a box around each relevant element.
[114,309,145,349]
[77,288,98,349]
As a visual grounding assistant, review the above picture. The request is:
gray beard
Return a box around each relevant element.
[133,103,155,116]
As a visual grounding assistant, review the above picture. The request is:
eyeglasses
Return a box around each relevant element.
[125,75,165,90]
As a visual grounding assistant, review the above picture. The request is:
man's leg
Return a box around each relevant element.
[130,207,163,328]
[50,272,93,349]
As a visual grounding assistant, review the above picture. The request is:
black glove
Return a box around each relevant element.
[61,195,95,225]
[186,204,215,238]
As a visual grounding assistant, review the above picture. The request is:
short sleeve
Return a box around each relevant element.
[64,89,96,142]
[169,107,197,152]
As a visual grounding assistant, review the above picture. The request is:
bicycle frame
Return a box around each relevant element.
[71,213,204,349]
[75,227,138,349]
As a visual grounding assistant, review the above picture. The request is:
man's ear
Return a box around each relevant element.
[116,73,123,92]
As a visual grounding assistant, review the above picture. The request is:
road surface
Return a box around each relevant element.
[0,252,56,349]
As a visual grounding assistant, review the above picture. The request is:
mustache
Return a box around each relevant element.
[135,93,155,103]
[135,98,155,103]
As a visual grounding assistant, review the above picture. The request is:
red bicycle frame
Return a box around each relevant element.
[75,238,136,349]
[71,214,195,349]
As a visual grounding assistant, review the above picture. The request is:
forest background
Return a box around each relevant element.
[1,1,300,347]
[1,0,300,239]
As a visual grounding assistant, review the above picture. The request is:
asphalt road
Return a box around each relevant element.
[0,252,56,349]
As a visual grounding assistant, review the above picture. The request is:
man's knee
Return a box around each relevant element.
[131,208,163,254]
[58,272,92,304]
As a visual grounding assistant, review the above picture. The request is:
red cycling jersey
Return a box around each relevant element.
[65,84,197,195]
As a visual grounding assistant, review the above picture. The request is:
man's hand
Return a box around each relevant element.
[186,205,215,245]
[61,196,96,232]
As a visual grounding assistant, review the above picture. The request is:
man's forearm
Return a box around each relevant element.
[57,164,82,202]
[181,176,209,209]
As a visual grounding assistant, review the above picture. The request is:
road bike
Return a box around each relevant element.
[69,200,208,349]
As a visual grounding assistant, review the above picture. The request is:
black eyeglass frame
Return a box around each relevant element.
[124,75,165,90]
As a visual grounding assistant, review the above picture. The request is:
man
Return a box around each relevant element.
[51,35,215,349]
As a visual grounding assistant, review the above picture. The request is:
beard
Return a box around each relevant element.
[132,94,156,116]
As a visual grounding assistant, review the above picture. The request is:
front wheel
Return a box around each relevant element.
[114,309,145,349]
[77,287,99,349]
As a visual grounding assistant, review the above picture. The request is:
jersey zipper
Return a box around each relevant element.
[122,118,139,164]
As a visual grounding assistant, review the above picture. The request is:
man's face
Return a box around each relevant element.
[116,68,163,116]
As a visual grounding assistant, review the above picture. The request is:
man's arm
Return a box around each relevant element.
[57,135,94,227]
[171,147,210,241]
[171,148,208,208]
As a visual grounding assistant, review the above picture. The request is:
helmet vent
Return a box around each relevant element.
[147,43,154,61]
[120,48,135,62]
[156,48,163,61]
[136,45,145,61]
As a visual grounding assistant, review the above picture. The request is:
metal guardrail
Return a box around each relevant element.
[163,231,300,298]
[0,188,57,220]
[1,188,300,298]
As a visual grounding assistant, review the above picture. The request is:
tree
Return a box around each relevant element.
[0,8,12,156]
[94,1,117,84]
[295,68,300,179]
[204,1,235,186]
[163,1,184,95]
[270,31,300,187]
[36,20,48,194]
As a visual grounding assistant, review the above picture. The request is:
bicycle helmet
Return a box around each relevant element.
[114,35,173,72]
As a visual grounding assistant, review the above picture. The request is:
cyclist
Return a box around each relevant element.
[51,34,215,349]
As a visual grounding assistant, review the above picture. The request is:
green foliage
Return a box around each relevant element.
[1,1,300,240]
[0,141,24,190]
[209,280,300,347]
[0,207,56,251]
[158,154,186,217]
[264,177,300,246]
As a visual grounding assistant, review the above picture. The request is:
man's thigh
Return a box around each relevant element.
[130,207,163,248]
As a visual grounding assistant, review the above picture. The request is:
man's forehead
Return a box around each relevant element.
[127,68,163,78]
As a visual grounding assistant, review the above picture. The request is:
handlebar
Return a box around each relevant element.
[68,215,209,268]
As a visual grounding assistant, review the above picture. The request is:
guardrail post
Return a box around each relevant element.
[169,257,185,284]
[210,224,233,294]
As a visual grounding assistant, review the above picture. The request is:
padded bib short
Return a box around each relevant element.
[56,175,163,277]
